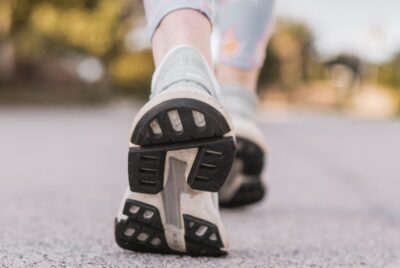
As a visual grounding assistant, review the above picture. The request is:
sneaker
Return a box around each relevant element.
[218,85,267,208]
[114,45,236,256]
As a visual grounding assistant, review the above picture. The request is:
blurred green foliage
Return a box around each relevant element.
[258,19,322,90]
[1,0,320,95]
[0,0,155,93]
[9,0,123,56]
[1,0,399,101]
[110,49,154,93]
[377,52,400,89]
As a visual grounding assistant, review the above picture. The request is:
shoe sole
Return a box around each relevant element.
[115,90,236,256]
[219,137,266,208]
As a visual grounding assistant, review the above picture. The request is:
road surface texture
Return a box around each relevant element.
[1,103,399,268]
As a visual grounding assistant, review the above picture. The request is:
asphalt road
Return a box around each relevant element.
[1,104,399,268]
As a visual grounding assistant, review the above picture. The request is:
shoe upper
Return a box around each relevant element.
[219,84,258,119]
[219,85,267,151]
[150,45,220,99]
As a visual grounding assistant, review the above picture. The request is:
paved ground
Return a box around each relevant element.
[0,104,399,268]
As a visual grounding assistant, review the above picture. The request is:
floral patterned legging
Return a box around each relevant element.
[143,0,275,69]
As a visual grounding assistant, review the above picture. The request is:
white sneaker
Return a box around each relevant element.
[218,85,267,207]
[115,45,236,256]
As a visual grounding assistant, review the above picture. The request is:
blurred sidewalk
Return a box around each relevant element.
[0,103,399,267]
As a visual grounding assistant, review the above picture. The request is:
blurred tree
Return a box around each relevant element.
[1,0,152,91]
[378,52,400,89]
[0,0,12,38]
[0,0,14,80]
[11,0,124,56]
[109,49,154,93]
[257,42,281,89]
[1,3,327,98]
[326,55,362,87]
[258,19,319,91]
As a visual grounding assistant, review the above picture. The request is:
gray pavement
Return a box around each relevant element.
[0,104,399,268]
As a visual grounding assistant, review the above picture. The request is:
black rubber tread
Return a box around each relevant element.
[236,137,264,175]
[131,98,231,146]
[187,138,236,192]
[115,199,172,254]
[128,150,166,194]
[183,214,227,256]
[220,181,267,208]
[128,136,236,194]
[115,199,227,256]
[219,137,267,207]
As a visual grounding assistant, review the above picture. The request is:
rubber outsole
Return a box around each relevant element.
[131,98,231,146]
[116,96,235,256]
[236,137,264,175]
[115,199,227,256]
[128,137,235,194]
[219,137,267,208]
[219,180,267,208]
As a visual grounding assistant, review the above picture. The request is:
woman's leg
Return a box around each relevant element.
[216,0,275,92]
[144,0,213,66]
[215,0,275,207]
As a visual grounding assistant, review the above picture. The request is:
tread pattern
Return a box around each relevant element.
[187,139,235,192]
[219,137,267,208]
[220,180,266,208]
[131,99,231,146]
[115,199,227,256]
[117,97,233,256]
[128,97,236,194]
[236,138,264,175]
[184,215,226,256]
[115,200,171,254]
[128,137,235,194]
[128,151,166,194]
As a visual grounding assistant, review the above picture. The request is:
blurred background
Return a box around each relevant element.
[1,1,400,266]
[1,0,400,118]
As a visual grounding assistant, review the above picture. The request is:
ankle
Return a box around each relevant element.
[152,9,212,66]
[216,64,260,93]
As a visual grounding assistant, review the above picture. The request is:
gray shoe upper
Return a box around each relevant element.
[219,84,258,120]
[219,84,267,151]
[150,45,219,99]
